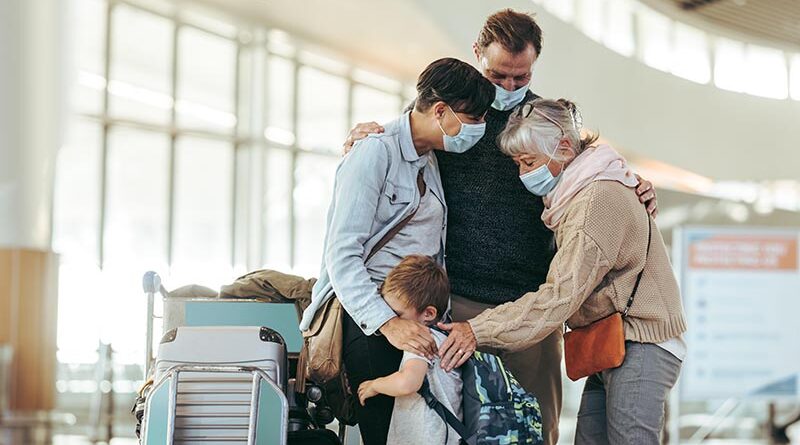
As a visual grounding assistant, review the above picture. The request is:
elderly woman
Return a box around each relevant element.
[438,98,687,445]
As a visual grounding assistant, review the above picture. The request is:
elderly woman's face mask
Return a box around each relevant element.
[516,143,565,196]
[514,105,575,196]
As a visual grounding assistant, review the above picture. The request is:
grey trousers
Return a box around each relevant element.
[575,342,682,445]
[450,294,563,445]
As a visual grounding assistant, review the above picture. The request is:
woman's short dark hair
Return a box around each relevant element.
[414,58,495,120]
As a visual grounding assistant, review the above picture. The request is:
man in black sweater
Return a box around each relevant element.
[343,10,658,444]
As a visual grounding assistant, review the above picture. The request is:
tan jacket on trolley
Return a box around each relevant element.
[469,180,687,352]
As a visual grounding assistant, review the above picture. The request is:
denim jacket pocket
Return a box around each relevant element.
[376,181,415,224]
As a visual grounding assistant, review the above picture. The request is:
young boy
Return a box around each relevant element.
[357,255,462,445]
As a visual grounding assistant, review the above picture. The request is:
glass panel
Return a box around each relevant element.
[56,263,103,364]
[670,24,711,84]
[176,27,237,132]
[637,6,672,71]
[603,0,634,57]
[297,66,348,153]
[97,264,149,365]
[267,29,296,58]
[265,55,296,145]
[237,45,264,139]
[108,4,174,124]
[171,136,234,287]
[576,0,605,42]
[294,153,339,276]
[352,69,401,93]
[263,149,292,270]
[69,0,106,115]
[745,45,788,99]
[352,85,401,127]
[791,55,800,101]
[299,50,348,75]
[104,127,170,269]
[714,38,746,92]
[232,144,265,275]
[543,0,575,22]
[52,119,102,264]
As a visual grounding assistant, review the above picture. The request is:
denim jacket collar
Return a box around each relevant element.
[398,111,427,167]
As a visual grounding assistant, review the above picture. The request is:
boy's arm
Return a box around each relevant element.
[371,359,429,397]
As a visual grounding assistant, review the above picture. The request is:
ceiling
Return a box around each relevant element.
[649,0,800,48]
[181,0,462,81]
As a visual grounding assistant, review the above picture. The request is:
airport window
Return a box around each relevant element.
[745,45,789,99]
[103,127,171,269]
[543,0,576,22]
[636,5,673,71]
[293,153,340,275]
[71,0,106,115]
[352,85,402,127]
[265,55,296,145]
[604,0,635,57]
[171,136,235,286]
[262,149,293,270]
[53,0,408,386]
[714,37,747,92]
[176,26,238,132]
[575,0,606,43]
[108,4,174,124]
[791,54,800,100]
[296,66,349,154]
[52,120,103,265]
[670,23,711,84]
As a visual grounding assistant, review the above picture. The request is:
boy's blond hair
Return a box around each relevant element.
[383,255,450,321]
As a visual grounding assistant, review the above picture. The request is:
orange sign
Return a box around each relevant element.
[689,235,798,271]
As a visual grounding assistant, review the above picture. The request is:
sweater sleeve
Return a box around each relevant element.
[468,228,613,352]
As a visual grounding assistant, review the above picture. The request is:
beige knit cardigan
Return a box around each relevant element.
[469,180,687,351]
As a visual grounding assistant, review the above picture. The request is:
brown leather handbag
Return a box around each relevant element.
[301,171,426,384]
[563,213,652,381]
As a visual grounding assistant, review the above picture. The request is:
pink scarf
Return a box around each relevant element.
[541,144,639,230]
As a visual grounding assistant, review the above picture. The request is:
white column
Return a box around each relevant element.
[0,0,66,250]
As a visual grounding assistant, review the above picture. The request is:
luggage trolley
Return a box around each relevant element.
[137,272,342,445]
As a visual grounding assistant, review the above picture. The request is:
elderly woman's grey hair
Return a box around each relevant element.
[499,98,599,162]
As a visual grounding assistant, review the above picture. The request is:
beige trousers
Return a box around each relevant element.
[451,294,563,445]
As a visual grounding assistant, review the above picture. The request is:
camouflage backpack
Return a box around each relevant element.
[419,349,544,445]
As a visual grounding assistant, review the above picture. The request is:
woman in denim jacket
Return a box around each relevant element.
[299,58,494,445]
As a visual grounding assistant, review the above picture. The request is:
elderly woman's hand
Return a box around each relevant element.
[436,321,477,372]
[634,174,658,218]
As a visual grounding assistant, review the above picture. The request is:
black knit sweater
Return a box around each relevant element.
[435,93,555,304]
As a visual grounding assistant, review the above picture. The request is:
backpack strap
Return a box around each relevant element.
[418,378,476,445]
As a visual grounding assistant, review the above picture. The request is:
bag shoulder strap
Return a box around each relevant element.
[622,213,653,318]
[366,170,425,262]
[418,378,475,445]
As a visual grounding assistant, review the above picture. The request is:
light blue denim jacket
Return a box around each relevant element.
[299,112,447,335]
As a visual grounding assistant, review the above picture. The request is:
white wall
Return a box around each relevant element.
[0,0,65,249]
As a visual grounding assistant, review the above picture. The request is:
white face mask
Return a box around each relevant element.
[438,105,486,154]
[492,83,529,111]
[479,57,532,111]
